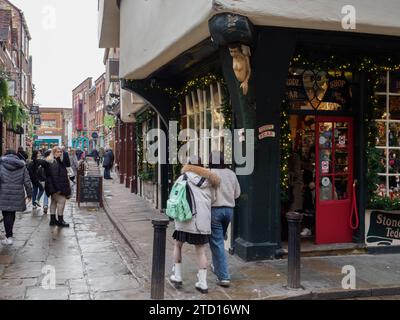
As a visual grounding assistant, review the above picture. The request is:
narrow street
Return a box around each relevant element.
[0,192,148,300]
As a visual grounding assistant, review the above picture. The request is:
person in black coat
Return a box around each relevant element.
[17,147,29,162]
[39,147,72,227]
[103,148,114,179]
[27,150,45,209]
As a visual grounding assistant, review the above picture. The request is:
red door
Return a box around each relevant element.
[315,116,354,244]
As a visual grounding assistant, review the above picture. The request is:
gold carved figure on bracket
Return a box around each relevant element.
[229,44,251,95]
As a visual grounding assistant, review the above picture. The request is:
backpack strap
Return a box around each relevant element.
[196,177,206,188]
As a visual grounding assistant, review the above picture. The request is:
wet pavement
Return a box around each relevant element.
[0,193,149,300]
[102,173,400,300]
[2,170,400,300]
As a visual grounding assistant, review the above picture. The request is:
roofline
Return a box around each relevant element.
[95,72,106,84]
[72,77,93,93]
[3,0,31,40]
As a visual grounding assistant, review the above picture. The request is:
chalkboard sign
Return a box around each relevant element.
[78,175,103,206]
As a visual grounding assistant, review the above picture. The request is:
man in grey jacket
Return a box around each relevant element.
[0,150,32,245]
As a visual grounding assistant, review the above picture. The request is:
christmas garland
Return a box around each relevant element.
[128,74,232,182]
[280,99,292,203]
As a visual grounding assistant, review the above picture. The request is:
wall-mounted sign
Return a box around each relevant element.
[258,131,276,140]
[258,124,274,133]
[366,211,400,246]
[30,105,40,115]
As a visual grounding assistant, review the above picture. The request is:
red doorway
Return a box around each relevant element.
[315,116,354,244]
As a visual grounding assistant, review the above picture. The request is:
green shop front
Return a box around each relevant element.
[121,14,400,261]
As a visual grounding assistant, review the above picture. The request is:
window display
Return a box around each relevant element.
[375,71,400,197]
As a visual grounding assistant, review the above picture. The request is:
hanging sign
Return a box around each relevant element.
[30,105,40,115]
[34,115,41,126]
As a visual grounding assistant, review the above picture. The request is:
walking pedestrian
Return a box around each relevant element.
[41,150,52,214]
[17,147,29,162]
[69,149,79,184]
[169,156,220,294]
[209,151,241,288]
[99,147,105,165]
[39,146,72,227]
[76,148,83,161]
[0,150,32,246]
[91,148,100,166]
[27,150,45,210]
[103,147,114,180]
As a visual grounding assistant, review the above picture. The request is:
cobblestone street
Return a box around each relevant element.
[0,194,150,300]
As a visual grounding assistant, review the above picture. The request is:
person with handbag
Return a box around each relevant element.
[0,150,32,245]
[169,155,220,294]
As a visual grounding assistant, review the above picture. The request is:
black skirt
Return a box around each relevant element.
[173,231,210,245]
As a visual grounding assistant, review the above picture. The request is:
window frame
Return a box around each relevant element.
[375,71,400,196]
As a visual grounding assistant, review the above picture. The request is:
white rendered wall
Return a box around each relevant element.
[118,0,400,80]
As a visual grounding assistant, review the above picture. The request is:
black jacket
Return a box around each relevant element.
[103,150,114,168]
[39,158,71,197]
[27,159,43,185]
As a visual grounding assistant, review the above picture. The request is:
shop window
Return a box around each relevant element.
[375,71,400,196]
[286,68,353,111]
[181,82,225,165]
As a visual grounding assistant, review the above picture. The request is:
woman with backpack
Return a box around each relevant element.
[0,150,32,245]
[169,156,220,294]
[27,150,46,210]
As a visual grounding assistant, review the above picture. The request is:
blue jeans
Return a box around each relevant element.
[32,184,44,204]
[104,166,111,179]
[210,207,233,281]
[43,193,49,207]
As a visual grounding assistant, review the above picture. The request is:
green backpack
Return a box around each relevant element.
[166,174,196,222]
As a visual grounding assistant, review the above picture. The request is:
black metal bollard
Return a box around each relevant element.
[286,211,303,290]
[150,218,170,300]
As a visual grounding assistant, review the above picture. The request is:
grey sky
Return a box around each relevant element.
[12,0,104,107]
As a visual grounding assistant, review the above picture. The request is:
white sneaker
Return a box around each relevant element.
[1,238,13,246]
[300,228,311,237]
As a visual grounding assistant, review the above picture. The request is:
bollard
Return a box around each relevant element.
[286,211,304,290]
[150,218,170,300]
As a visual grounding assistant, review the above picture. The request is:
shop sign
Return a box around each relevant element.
[366,211,400,246]
[258,124,274,133]
[30,105,40,115]
[258,131,275,140]
[34,115,41,126]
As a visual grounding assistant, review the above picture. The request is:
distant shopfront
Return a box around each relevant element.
[34,136,61,151]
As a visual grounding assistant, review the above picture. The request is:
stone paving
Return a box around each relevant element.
[2,170,400,300]
[0,189,148,300]
[102,173,400,300]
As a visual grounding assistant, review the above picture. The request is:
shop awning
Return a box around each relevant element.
[99,0,400,80]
